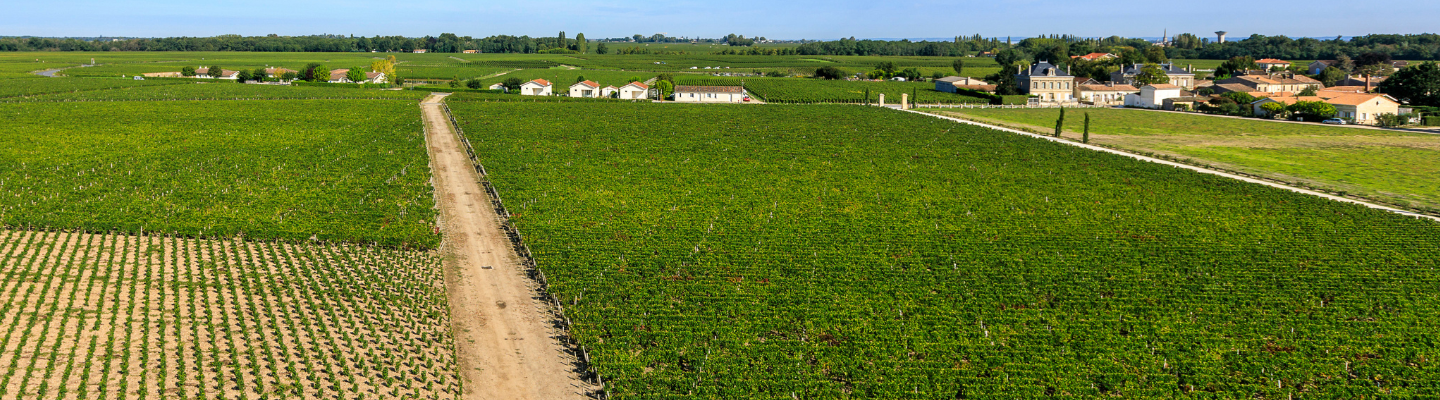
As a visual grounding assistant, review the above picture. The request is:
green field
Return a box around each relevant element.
[2,81,428,102]
[932,108,1440,212]
[451,102,1440,398]
[0,99,438,247]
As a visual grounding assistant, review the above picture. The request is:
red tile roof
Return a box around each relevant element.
[624,82,649,90]
[529,79,551,86]
[573,80,600,88]
[1256,58,1290,64]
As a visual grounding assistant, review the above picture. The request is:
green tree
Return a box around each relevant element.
[1334,54,1355,73]
[1143,46,1168,63]
[656,80,674,99]
[1082,112,1090,143]
[1055,107,1065,137]
[281,71,298,81]
[994,49,1027,72]
[575,75,587,83]
[1260,101,1288,119]
[305,64,329,82]
[1298,85,1318,96]
[898,67,923,81]
[181,66,196,77]
[346,68,366,83]
[1214,56,1258,79]
[236,70,251,83]
[1315,66,1348,87]
[1374,113,1408,127]
[596,42,609,54]
[1221,91,1260,104]
[208,65,222,78]
[1288,101,1337,121]
[575,33,587,54]
[952,59,965,75]
[251,68,268,82]
[1379,62,1440,107]
[465,78,483,89]
[502,77,524,91]
[875,61,897,76]
[1133,63,1170,86]
[814,66,845,80]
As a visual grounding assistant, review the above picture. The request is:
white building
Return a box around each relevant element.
[934,76,989,93]
[674,86,746,103]
[601,86,618,98]
[519,79,553,96]
[569,80,602,97]
[618,82,649,100]
[489,83,507,92]
[1076,83,1140,105]
[1124,84,1182,109]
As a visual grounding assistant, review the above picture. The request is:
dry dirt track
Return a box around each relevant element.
[421,94,594,400]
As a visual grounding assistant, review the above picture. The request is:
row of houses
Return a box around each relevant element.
[140,66,387,84]
[501,79,750,103]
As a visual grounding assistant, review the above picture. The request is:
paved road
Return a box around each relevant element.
[905,108,1440,223]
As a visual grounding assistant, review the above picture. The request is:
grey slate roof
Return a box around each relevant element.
[1118,63,1194,76]
[1019,61,1071,77]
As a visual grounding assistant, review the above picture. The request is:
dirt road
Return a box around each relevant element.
[421,94,594,400]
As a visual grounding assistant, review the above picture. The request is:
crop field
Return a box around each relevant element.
[2,82,429,103]
[0,228,457,399]
[450,102,1440,398]
[933,108,1440,212]
[0,78,188,99]
[0,99,438,248]
[676,76,989,104]
[476,69,667,89]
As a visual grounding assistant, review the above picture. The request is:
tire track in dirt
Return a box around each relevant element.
[421,94,594,400]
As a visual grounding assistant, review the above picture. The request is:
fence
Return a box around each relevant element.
[438,102,611,399]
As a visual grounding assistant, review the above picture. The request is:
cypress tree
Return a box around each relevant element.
[1083,112,1091,143]
[1055,107,1065,137]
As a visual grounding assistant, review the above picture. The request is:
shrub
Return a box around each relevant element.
[1424,116,1440,126]
[814,66,845,80]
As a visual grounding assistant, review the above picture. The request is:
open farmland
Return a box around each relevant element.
[0,99,438,248]
[449,101,1440,398]
[931,108,1440,213]
[0,78,187,99]
[0,229,456,399]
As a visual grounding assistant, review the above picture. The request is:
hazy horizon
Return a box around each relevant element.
[7,0,1439,40]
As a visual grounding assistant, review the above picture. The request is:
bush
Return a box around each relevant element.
[1374,113,1408,127]
[814,66,845,80]
[998,95,1030,105]
[1424,116,1440,126]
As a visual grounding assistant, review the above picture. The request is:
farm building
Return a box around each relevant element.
[1075,83,1139,105]
[1070,52,1116,61]
[1124,84,1182,109]
[520,79,553,96]
[601,86,618,97]
[195,67,239,80]
[462,50,479,54]
[489,83,507,91]
[265,67,298,78]
[327,69,387,84]
[142,71,183,78]
[569,80,602,98]
[413,49,427,53]
[1016,61,1075,103]
[1110,63,1196,89]
[1254,93,1401,125]
[934,76,989,93]
[618,82,649,100]
[1215,73,1321,95]
[1256,58,1292,71]
[673,86,746,103]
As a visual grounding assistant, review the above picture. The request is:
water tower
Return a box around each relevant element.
[1215,31,1228,44]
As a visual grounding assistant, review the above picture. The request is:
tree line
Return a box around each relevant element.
[6,33,1440,61]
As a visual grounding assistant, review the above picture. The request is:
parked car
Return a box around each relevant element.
[1321,118,1346,125]
[743,96,752,102]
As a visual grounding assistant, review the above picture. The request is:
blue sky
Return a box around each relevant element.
[5,0,1439,40]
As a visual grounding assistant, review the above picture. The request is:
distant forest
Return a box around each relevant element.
[3,32,1439,60]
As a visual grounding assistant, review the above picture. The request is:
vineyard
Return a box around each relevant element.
[933,108,1440,212]
[450,102,1440,398]
[0,228,458,399]
[0,77,187,99]
[2,82,429,103]
[0,99,438,248]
